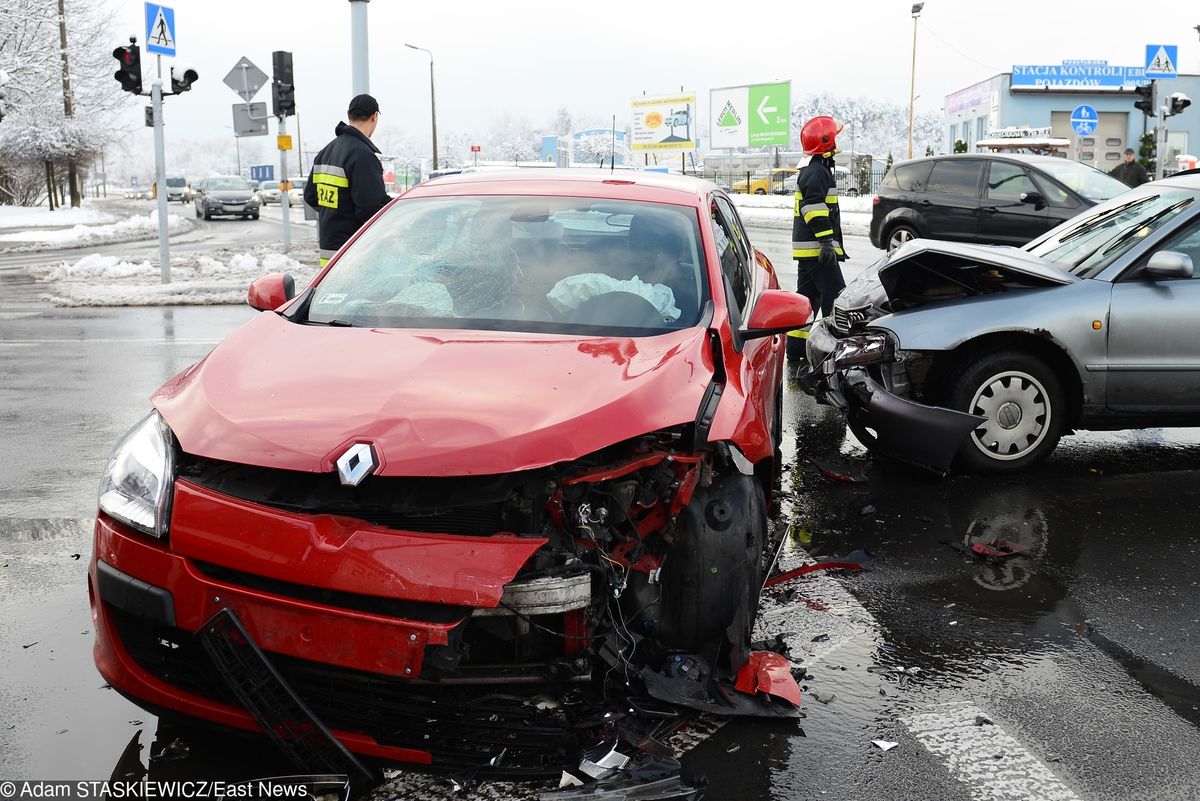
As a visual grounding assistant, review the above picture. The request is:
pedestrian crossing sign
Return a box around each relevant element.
[1144,44,1177,79]
[145,3,176,57]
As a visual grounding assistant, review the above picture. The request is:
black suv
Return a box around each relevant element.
[869,153,1129,250]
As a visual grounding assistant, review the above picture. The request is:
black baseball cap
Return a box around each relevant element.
[348,94,380,117]
[1124,147,1135,155]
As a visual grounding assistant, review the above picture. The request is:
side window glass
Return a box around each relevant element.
[985,163,1038,202]
[926,160,983,196]
[1030,174,1071,205]
[894,161,934,192]
[711,200,750,313]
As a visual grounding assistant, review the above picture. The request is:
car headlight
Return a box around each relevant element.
[98,411,175,538]
[830,332,893,370]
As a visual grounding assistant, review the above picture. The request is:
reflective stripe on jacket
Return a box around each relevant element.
[303,122,391,258]
[791,154,846,260]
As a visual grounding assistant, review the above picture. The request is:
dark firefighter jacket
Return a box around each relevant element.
[304,122,391,265]
[791,154,845,260]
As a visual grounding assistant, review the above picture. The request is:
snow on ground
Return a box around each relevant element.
[0,210,193,252]
[731,192,873,237]
[26,242,320,307]
[0,205,117,230]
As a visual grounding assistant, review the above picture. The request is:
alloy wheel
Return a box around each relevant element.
[967,370,1051,461]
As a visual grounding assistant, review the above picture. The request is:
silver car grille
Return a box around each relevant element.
[832,305,872,333]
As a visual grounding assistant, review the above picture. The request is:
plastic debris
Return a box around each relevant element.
[726,743,741,754]
[764,549,873,588]
[981,658,1002,673]
[811,691,837,705]
[811,633,831,643]
[859,505,877,516]
[946,538,1032,560]
[872,740,899,752]
[578,742,632,779]
[975,715,994,726]
[559,772,585,788]
[806,456,870,484]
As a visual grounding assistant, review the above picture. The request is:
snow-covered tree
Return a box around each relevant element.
[0,0,128,206]
[573,132,631,167]
[792,93,942,159]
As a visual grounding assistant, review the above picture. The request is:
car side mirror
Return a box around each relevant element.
[1145,250,1194,279]
[742,289,813,340]
[248,272,296,311]
[1019,191,1046,210]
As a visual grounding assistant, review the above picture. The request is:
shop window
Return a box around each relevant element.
[1080,152,1094,161]
[1080,137,1095,146]
[1106,152,1121,161]
[1106,138,1122,147]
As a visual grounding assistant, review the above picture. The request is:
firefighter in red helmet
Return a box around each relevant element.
[787,115,846,361]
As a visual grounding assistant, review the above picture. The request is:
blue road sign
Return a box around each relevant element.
[250,164,275,182]
[1071,104,1098,136]
[145,3,176,57]
[1145,44,1177,79]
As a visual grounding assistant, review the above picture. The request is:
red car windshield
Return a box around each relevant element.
[305,196,708,334]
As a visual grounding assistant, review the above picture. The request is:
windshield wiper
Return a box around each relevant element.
[1057,197,1153,243]
[1071,199,1193,268]
[318,319,356,327]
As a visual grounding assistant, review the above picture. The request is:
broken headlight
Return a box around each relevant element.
[98,411,175,538]
[830,332,893,371]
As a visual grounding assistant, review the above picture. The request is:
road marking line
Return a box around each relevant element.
[902,701,1082,801]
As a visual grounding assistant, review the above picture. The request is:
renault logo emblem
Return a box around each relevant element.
[335,443,377,486]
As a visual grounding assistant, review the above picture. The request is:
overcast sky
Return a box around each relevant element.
[110,0,1200,162]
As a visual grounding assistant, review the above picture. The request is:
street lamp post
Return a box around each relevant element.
[908,3,924,159]
[405,44,438,172]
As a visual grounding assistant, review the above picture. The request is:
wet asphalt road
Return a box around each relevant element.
[2,220,1200,799]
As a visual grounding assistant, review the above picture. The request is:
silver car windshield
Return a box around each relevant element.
[1026,188,1197,278]
[305,195,708,335]
[1034,159,1128,203]
[208,177,250,191]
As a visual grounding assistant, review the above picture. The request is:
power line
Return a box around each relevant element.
[919,21,1002,74]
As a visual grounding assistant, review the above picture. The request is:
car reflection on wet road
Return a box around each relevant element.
[3,227,1200,799]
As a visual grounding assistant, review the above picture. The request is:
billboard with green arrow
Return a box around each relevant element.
[710,81,791,149]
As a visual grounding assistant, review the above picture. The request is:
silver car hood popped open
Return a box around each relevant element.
[838,239,1076,321]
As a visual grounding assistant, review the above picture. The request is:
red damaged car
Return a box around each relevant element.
[89,171,811,777]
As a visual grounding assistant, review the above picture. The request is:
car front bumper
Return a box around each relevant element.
[798,320,983,473]
[89,478,571,767]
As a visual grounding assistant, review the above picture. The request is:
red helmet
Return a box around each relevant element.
[801,116,843,155]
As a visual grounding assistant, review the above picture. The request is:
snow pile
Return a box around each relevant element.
[0,210,193,252]
[27,243,319,307]
[0,205,117,229]
[731,193,873,237]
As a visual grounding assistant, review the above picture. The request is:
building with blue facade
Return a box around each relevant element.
[944,60,1199,172]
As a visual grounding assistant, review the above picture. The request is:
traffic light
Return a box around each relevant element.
[170,63,198,94]
[1168,92,1192,117]
[271,50,295,117]
[1134,81,1154,117]
[112,40,142,95]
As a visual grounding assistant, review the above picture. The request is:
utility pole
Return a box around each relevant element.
[405,44,437,171]
[908,3,924,160]
[349,0,370,95]
[56,0,80,208]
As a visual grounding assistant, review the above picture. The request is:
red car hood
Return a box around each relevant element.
[154,313,714,476]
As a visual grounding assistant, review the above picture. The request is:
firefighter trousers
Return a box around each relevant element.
[795,257,846,319]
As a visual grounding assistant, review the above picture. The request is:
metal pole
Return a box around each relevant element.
[235,135,242,174]
[429,55,438,171]
[152,80,170,283]
[279,115,291,252]
[1155,82,1167,181]
[908,12,919,159]
[349,0,370,95]
[296,112,306,174]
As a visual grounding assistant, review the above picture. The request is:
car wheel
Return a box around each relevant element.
[656,475,767,655]
[203,207,212,220]
[886,223,919,251]
[194,204,201,219]
[754,188,766,195]
[946,351,1065,473]
[250,213,259,220]
[846,187,859,197]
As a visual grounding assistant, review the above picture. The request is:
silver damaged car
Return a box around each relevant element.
[800,175,1200,473]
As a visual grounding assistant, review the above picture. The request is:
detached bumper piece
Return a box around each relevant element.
[196,607,374,786]
[844,371,983,474]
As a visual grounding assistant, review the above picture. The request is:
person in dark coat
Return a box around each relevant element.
[1108,148,1150,188]
[304,94,391,266]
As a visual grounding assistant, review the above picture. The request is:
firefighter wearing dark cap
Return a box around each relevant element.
[304,94,391,266]
[787,115,847,361]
